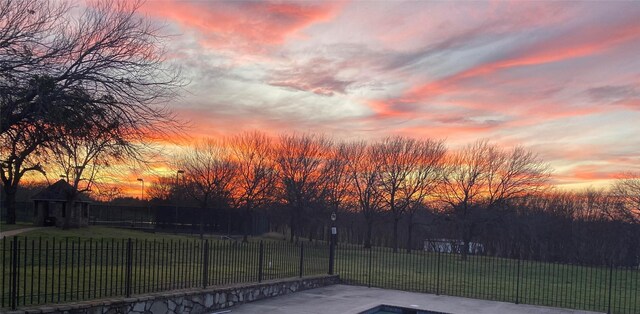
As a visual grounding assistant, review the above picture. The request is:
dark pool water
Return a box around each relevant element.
[359,304,451,314]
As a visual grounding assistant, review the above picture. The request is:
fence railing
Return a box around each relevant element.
[336,245,640,314]
[4,236,638,313]
[0,237,330,310]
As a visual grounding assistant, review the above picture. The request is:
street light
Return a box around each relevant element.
[136,178,144,200]
[175,169,184,185]
[174,170,185,232]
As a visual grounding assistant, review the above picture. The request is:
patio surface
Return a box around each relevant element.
[224,284,602,314]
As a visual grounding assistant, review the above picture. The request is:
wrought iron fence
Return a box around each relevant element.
[336,245,640,314]
[3,236,638,313]
[0,236,330,310]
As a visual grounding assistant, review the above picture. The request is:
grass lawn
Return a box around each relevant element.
[1,227,329,310]
[0,223,35,233]
[336,246,640,314]
[1,227,638,313]
[16,226,203,241]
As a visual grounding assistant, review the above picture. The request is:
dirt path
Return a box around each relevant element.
[0,227,45,239]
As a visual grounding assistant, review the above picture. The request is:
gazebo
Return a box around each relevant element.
[32,179,91,228]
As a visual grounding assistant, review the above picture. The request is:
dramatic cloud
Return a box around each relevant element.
[132,0,640,189]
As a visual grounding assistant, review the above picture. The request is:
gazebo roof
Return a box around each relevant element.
[32,179,91,202]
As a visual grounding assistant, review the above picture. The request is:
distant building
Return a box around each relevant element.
[424,238,485,255]
[32,179,91,228]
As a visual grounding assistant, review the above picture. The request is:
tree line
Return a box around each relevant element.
[145,131,639,265]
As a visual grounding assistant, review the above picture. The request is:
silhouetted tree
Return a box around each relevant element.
[437,140,550,260]
[0,0,183,224]
[275,134,331,242]
[230,131,277,242]
[373,137,446,253]
[178,139,237,238]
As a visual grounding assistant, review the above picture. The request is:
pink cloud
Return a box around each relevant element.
[142,0,343,53]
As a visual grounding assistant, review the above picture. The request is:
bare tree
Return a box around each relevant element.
[323,142,353,240]
[610,173,640,223]
[229,131,277,242]
[373,137,446,253]
[1,0,183,224]
[178,139,237,238]
[346,141,383,248]
[437,140,550,259]
[94,185,124,202]
[275,133,331,243]
[147,176,176,202]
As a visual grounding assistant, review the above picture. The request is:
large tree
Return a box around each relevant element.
[0,0,182,224]
[372,137,446,253]
[178,139,237,238]
[346,141,383,248]
[229,131,277,242]
[275,133,331,242]
[437,140,550,259]
[610,173,640,224]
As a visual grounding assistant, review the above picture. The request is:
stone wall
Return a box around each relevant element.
[4,275,339,314]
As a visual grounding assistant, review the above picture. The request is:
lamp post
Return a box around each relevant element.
[175,170,184,185]
[174,170,184,232]
[329,211,337,275]
[136,178,144,200]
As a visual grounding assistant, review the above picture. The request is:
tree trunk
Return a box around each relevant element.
[461,227,470,261]
[406,217,413,254]
[4,188,17,225]
[289,213,295,243]
[242,207,251,243]
[199,206,205,239]
[364,220,373,249]
[393,217,399,253]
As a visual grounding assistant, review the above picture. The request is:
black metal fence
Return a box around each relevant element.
[1,237,330,310]
[336,245,640,314]
[4,236,639,313]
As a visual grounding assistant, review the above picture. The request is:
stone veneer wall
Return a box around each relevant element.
[4,275,339,314]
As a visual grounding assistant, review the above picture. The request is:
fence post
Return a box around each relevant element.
[436,250,441,296]
[125,238,133,298]
[515,256,521,304]
[299,243,304,278]
[10,236,19,310]
[258,241,264,283]
[202,239,209,289]
[607,263,614,314]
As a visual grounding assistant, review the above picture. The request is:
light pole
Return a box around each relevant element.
[329,211,337,275]
[136,178,144,200]
[175,170,184,185]
[174,170,184,232]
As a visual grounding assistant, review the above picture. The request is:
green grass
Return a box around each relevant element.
[17,226,203,241]
[0,233,329,310]
[0,223,35,233]
[1,228,638,313]
[336,246,640,314]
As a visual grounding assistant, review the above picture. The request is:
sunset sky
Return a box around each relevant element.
[123,0,640,192]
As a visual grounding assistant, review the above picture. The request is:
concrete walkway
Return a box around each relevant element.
[226,284,602,314]
[0,227,44,239]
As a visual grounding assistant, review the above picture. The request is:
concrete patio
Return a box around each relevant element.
[225,284,602,314]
